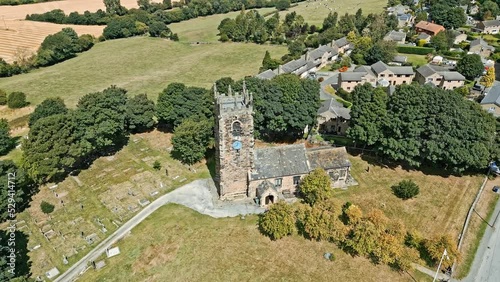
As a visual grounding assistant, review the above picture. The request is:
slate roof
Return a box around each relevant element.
[256,69,277,80]
[308,45,339,60]
[371,61,414,75]
[384,30,406,42]
[318,99,351,120]
[306,147,351,170]
[417,64,465,81]
[470,38,495,51]
[340,71,366,81]
[481,20,500,28]
[335,37,350,48]
[282,58,308,73]
[250,144,310,180]
[417,32,431,40]
[393,55,407,63]
[256,180,278,197]
[481,81,500,106]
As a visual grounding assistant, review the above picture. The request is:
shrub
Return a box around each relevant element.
[40,201,55,214]
[392,180,419,200]
[0,89,6,105]
[7,91,28,108]
[153,160,161,170]
[259,201,296,240]
[318,77,324,82]
[397,46,434,55]
[275,0,290,11]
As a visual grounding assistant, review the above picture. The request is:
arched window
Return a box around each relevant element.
[232,121,242,137]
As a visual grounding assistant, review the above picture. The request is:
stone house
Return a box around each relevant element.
[416,64,466,90]
[469,38,496,58]
[317,99,350,136]
[338,61,414,92]
[214,84,352,206]
[476,20,500,34]
[332,37,353,54]
[480,81,500,116]
[384,30,407,44]
[415,21,445,36]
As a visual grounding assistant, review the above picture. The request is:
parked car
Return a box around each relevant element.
[493,186,500,193]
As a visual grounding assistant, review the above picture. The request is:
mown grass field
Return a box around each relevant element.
[76,154,482,282]
[280,0,387,27]
[0,37,287,108]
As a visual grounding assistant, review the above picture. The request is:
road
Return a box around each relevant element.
[54,179,264,282]
[458,193,500,282]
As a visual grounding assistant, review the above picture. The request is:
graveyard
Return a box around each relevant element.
[0,130,211,279]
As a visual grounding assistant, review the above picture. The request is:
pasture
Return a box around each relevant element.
[0,37,288,107]
[77,154,483,282]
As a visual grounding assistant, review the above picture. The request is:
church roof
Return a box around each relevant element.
[306,147,351,170]
[250,144,310,180]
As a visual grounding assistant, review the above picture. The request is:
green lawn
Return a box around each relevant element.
[400,53,428,67]
[0,37,287,107]
[280,0,387,27]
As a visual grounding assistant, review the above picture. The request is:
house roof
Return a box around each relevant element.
[393,55,407,63]
[318,99,351,120]
[417,32,431,40]
[470,38,495,51]
[256,180,278,197]
[281,58,308,73]
[481,20,500,28]
[340,71,367,81]
[334,37,350,48]
[384,30,407,42]
[415,21,445,33]
[481,81,500,106]
[256,69,277,80]
[417,64,465,81]
[306,146,351,170]
[370,61,414,75]
[250,144,310,180]
[308,45,339,60]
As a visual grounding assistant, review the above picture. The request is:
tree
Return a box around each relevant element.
[156,83,213,128]
[415,11,428,23]
[103,0,127,15]
[457,54,484,80]
[429,3,466,29]
[35,28,82,67]
[322,12,338,31]
[75,86,128,152]
[259,201,297,240]
[22,113,88,183]
[430,30,454,52]
[260,50,280,72]
[481,67,495,88]
[365,41,397,64]
[7,92,28,109]
[347,84,388,147]
[40,201,55,214]
[299,168,332,206]
[28,97,67,127]
[171,117,214,164]
[392,179,420,199]
[424,234,460,269]
[0,89,6,105]
[275,0,290,11]
[480,0,500,20]
[148,20,171,37]
[125,94,155,133]
[287,40,305,59]
[302,199,348,242]
[0,119,13,156]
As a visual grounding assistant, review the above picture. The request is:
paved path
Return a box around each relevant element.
[54,179,264,282]
[457,192,500,282]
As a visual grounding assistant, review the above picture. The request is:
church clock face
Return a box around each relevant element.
[232,140,242,150]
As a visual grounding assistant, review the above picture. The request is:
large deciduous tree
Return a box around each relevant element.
[299,168,332,206]
[171,117,214,165]
[457,54,484,80]
[259,201,297,240]
[28,97,67,126]
[0,119,13,156]
[125,94,155,133]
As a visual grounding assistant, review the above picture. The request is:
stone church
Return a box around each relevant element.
[214,83,352,206]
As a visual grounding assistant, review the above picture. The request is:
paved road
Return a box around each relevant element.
[458,193,500,282]
[54,179,264,282]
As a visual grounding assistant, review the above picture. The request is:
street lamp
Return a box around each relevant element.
[433,248,449,282]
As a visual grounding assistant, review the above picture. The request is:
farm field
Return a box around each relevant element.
[78,154,481,282]
[0,0,139,20]
[0,37,288,107]
[280,0,387,27]
[1,130,211,279]
[0,20,103,63]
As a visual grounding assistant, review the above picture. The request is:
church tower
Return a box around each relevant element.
[214,82,254,200]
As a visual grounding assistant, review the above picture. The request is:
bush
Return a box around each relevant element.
[275,0,291,11]
[7,91,28,108]
[392,180,419,200]
[259,201,296,240]
[153,160,161,170]
[318,77,324,82]
[40,201,55,214]
[0,89,6,105]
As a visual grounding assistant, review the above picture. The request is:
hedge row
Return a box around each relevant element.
[397,46,434,55]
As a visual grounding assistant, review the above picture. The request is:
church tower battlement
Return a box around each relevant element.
[214,82,255,200]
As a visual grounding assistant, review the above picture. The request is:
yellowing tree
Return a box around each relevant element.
[299,168,332,206]
[481,67,495,88]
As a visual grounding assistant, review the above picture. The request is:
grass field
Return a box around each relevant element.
[280,0,387,27]
[399,53,428,67]
[0,37,287,107]
[72,154,483,282]
[0,130,211,278]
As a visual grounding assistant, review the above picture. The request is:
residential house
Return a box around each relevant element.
[416,64,466,90]
[476,20,500,34]
[256,69,277,80]
[453,32,468,44]
[397,14,414,27]
[338,61,414,92]
[469,38,496,58]
[415,21,445,36]
[332,37,353,54]
[305,45,339,70]
[387,4,410,16]
[391,55,408,65]
[417,32,431,43]
[317,99,350,136]
[480,81,500,116]
[384,30,407,44]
